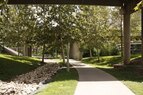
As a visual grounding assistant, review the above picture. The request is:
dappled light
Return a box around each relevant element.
[0,0,143,94]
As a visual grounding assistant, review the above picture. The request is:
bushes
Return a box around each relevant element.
[100,47,119,56]
[82,45,119,57]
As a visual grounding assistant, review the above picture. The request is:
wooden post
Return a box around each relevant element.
[123,6,131,65]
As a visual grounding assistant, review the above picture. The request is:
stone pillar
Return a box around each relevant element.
[23,45,32,57]
[69,42,81,60]
[123,5,131,64]
[141,7,143,64]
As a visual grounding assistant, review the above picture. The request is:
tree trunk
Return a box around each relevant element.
[66,42,70,72]
[27,46,32,57]
[121,14,123,58]
[97,49,100,62]
[42,44,45,63]
[36,47,38,55]
[61,44,65,64]
[17,46,20,56]
[55,49,58,58]
[23,45,28,56]
[89,49,93,58]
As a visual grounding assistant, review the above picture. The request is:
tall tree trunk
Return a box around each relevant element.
[97,49,100,62]
[61,44,65,64]
[17,42,20,56]
[17,46,20,56]
[120,8,124,61]
[23,44,28,56]
[66,42,70,72]
[2,42,4,51]
[89,49,93,58]
[36,47,38,55]
[28,46,32,57]
[42,44,45,63]
[55,49,58,58]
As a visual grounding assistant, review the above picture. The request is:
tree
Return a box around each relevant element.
[51,5,82,71]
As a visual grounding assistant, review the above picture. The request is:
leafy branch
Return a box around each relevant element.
[134,0,143,11]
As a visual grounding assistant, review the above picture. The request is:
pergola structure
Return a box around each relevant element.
[8,0,143,64]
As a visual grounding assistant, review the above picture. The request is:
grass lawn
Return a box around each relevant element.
[36,68,78,95]
[82,54,143,95]
[0,54,40,81]
[0,54,78,95]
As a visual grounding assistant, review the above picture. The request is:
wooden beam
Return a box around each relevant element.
[8,0,123,6]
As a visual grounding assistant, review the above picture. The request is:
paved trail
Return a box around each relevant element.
[69,59,135,95]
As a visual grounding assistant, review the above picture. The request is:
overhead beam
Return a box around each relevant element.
[8,0,123,6]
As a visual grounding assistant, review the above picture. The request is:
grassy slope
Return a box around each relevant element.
[36,68,78,95]
[82,54,143,95]
[0,54,78,95]
[0,54,40,81]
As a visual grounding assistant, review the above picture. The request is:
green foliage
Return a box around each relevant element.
[134,0,143,11]
[100,46,119,56]
[131,10,141,42]
[80,6,121,56]
[0,5,141,59]
[0,0,7,8]
[36,68,78,95]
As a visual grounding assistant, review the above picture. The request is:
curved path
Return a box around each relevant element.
[69,59,135,95]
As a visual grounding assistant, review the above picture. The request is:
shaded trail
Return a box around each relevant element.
[69,59,135,95]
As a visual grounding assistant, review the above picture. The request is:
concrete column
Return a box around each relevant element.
[123,6,131,64]
[69,42,82,60]
[23,45,32,57]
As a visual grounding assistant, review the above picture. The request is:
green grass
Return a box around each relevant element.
[0,54,40,81]
[36,68,78,95]
[0,54,78,95]
[82,54,143,95]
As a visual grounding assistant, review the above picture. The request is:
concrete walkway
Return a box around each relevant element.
[69,59,135,95]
